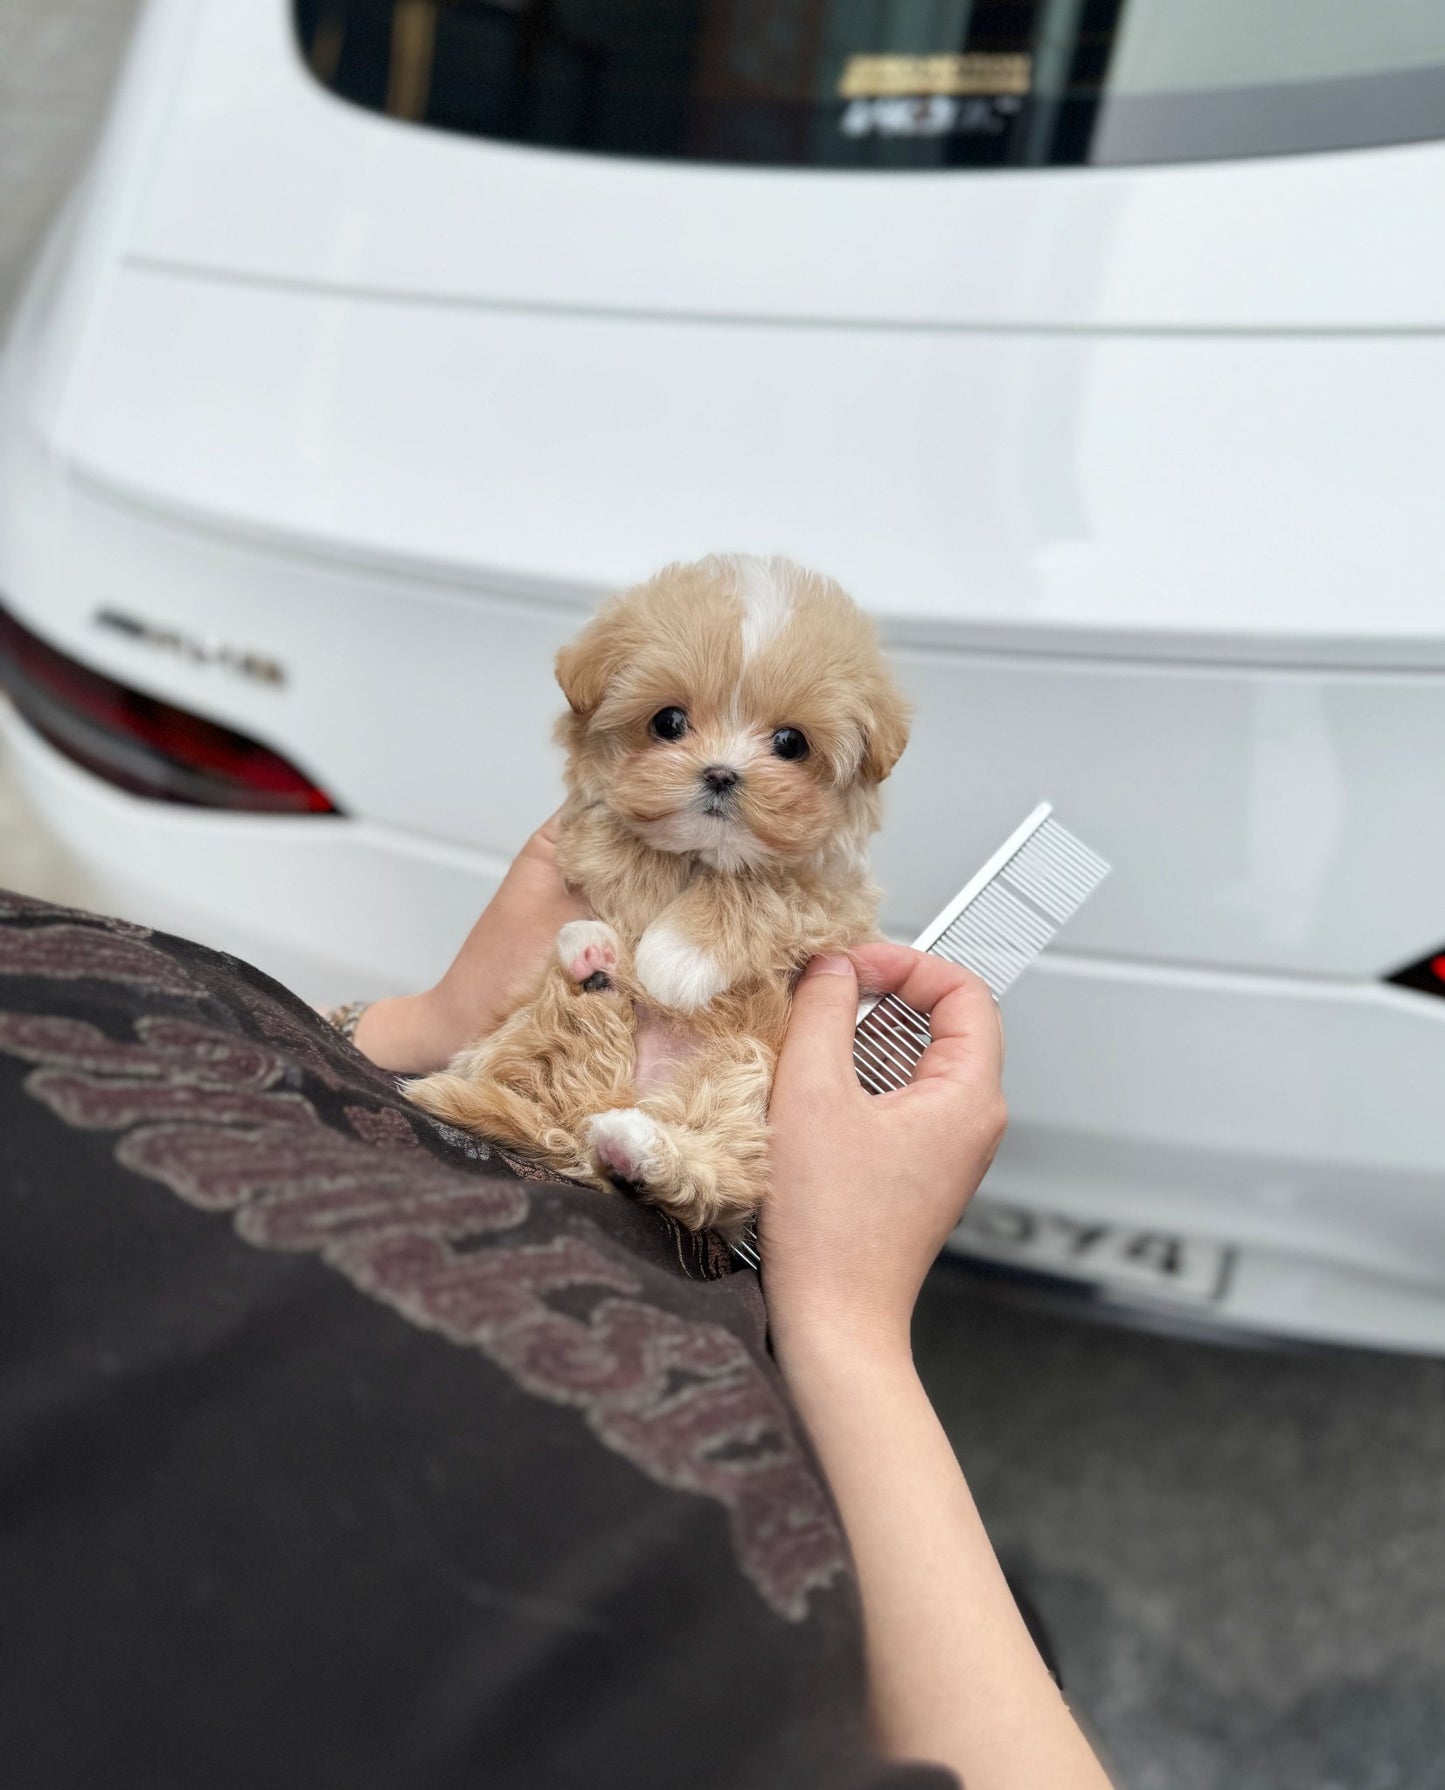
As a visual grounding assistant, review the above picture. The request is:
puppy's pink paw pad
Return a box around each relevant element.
[556,920,619,989]
[588,1108,661,1189]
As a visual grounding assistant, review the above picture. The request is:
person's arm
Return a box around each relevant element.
[763,947,1114,1790]
[352,813,588,1073]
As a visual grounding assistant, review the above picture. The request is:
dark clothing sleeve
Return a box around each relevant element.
[0,892,956,1790]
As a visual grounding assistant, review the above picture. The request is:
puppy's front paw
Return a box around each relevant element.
[634,923,728,1012]
[556,919,619,992]
[588,1107,663,1191]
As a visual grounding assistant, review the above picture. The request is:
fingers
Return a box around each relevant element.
[849,942,1003,1086]
[509,813,588,918]
[774,953,863,1102]
[850,941,992,1023]
[525,808,568,855]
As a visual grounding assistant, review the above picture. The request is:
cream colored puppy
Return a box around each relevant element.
[407,554,910,1235]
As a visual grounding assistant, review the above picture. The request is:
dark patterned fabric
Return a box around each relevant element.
[0,892,954,1790]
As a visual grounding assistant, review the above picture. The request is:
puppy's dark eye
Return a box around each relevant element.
[771,727,809,762]
[649,707,689,742]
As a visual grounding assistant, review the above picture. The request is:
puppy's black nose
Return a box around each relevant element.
[702,765,739,792]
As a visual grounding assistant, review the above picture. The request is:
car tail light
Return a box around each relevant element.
[0,603,340,815]
[1387,951,1445,1000]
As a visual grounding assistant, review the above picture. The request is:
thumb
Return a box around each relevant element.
[775,954,861,1101]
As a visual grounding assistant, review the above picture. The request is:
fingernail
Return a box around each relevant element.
[804,953,852,978]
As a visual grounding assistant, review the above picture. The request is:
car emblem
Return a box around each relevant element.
[92,607,287,686]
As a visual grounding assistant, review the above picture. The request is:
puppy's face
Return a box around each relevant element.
[556,556,910,872]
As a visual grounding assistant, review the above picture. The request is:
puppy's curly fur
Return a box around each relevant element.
[407,554,910,1235]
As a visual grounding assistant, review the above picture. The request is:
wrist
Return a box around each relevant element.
[770,1306,915,1396]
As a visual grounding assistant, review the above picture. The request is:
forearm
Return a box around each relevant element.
[353,967,517,1076]
[778,1329,1113,1790]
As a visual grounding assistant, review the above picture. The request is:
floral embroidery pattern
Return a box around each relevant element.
[336,1228,846,1617]
[0,920,847,1620]
[0,924,199,995]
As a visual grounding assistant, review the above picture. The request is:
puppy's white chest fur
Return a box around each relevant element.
[634,922,729,1012]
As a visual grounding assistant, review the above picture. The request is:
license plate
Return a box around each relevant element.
[946,1197,1235,1306]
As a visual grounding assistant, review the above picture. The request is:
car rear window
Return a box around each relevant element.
[294,0,1445,169]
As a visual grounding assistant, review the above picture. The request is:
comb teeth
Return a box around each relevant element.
[733,806,1110,1267]
[857,809,1110,1078]
[853,993,932,1092]
[730,1230,761,1270]
[933,880,1054,996]
[938,817,1111,1000]
[1001,819,1112,926]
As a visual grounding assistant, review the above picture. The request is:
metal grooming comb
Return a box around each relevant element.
[730,803,1110,1270]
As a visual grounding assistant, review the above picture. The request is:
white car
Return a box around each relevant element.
[3,0,1444,1351]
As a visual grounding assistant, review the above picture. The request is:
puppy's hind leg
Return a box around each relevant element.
[587,1039,773,1237]
[408,930,639,1179]
[408,1064,586,1180]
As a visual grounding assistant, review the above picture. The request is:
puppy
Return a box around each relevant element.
[407,554,910,1236]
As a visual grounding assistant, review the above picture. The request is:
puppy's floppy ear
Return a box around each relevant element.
[555,600,631,717]
[859,674,912,783]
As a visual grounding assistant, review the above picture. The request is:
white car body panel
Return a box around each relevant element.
[3,0,1444,1351]
[49,266,1445,670]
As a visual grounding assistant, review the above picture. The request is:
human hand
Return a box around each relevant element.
[761,944,1006,1368]
[353,811,589,1074]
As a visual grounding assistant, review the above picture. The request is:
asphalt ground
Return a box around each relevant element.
[3,7,1443,1784]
